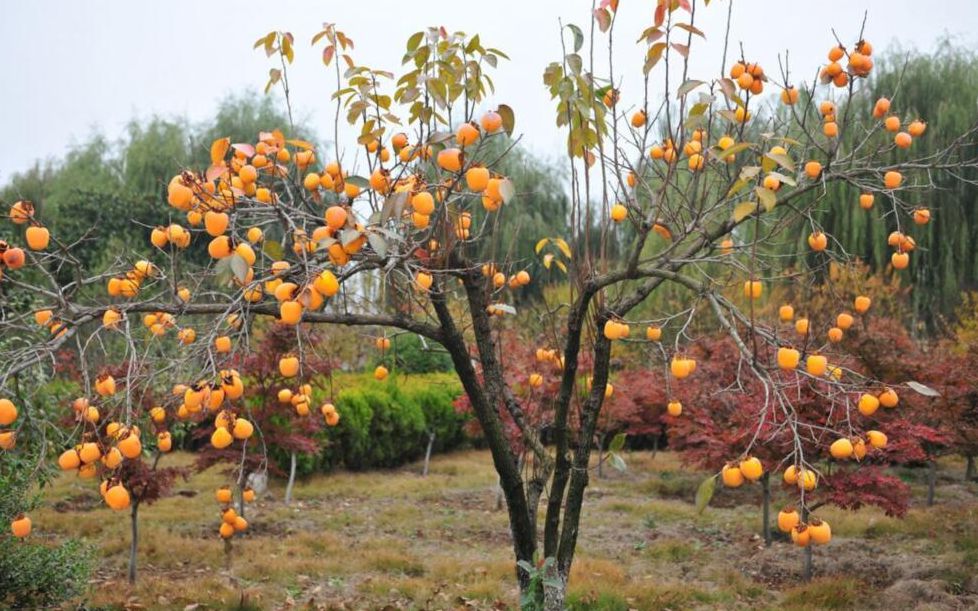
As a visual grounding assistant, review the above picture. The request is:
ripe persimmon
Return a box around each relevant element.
[808,232,828,251]
[721,463,745,488]
[457,122,480,146]
[25,226,50,250]
[0,399,17,426]
[858,393,880,416]
[105,484,131,510]
[867,430,888,449]
[10,514,31,538]
[778,507,800,533]
[739,456,763,481]
[879,388,899,408]
[830,437,854,459]
[777,347,800,370]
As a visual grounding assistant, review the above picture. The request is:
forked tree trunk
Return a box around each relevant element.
[128,501,140,584]
[284,451,297,505]
[927,460,937,506]
[422,431,436,476]
[761,472,772,547]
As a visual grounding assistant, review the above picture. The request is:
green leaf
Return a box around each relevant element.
[262,240,284,261]
[765,152,795,173]
[345,175,369,189]
[340,228,361,246]
[717,142,752,159]
[565,24,584,52]
[609,432,626,452]
[695,475,716,514]
[406,31,424,53]
[566,53,583,75]
[609,452,627,472]
[677,79,705,98]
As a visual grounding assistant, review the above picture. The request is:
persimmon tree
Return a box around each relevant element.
[2,1,978,607]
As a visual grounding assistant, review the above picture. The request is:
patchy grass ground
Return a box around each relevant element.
[31,450,978,609]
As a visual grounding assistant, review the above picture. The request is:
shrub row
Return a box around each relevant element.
[308,373,466,474]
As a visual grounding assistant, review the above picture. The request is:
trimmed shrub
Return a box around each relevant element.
[408,384,467,452]
[319,374,465,470]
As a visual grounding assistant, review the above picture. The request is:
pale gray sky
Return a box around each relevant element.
[2,0,975,181]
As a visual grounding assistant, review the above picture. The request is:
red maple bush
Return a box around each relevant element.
[194,324,329,477]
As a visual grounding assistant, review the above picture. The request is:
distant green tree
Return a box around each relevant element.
[809,44,978,329]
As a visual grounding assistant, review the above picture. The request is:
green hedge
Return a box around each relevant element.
[318,374,466,471]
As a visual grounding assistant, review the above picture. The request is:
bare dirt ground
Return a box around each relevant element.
[32,450,978,610]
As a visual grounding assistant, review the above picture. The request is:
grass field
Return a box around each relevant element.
[30,449,978,609]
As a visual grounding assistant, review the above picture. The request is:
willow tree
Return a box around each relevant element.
[2,2,977,608]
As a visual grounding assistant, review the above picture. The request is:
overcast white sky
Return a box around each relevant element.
[2,0,975,182]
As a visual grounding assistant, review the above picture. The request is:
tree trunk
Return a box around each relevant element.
[543,565,568,611]
[224,537,233,571]
[966,455,975,481]
[761,472,772,547]
[237,470,247,518]
[927,460,936,506]
[284,451,297,505]
[128,501,139,584]
[596,432,606,479]
[801,505,813,581]
[651,434,659,459]
[422,431,436,477]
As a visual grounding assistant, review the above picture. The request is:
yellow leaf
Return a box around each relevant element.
[535,238,550,254]
[755,186,777,212]
[286,139,315,151]
[732,201,758,222]
[543,254,554,269]
[554,238,572,259]
[555,260,567,273]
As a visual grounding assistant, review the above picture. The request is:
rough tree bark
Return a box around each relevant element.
[927,460,937,506]
[762,472,772,547]
[284,451,297,505]
[128,501,140,584]
[422,431,436,477]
